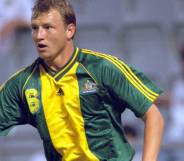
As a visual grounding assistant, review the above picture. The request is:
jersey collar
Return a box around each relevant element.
[40,47,79,81]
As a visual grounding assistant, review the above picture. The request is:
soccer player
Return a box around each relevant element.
[0,0,164,161]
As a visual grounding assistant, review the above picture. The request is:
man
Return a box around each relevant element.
[0,0,164,161]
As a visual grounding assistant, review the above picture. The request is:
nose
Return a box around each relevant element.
[34,27,45,41]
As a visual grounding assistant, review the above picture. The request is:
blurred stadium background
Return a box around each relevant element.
[1,0,184,161]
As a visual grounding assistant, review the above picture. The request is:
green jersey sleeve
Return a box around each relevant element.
[101,57,162,117]
[0,78,28,136]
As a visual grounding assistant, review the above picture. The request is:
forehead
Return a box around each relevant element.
[31,9,63,24]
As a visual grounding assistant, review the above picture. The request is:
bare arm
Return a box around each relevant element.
[142,104,164,161]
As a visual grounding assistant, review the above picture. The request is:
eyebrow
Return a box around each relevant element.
[31,22,52,26]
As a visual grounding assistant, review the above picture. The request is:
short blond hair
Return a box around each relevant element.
[32,0,76,26]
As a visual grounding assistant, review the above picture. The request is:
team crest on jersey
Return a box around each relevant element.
[25,88,40,114]
[82,80,98,94]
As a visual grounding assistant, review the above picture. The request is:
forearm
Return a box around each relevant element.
[142,104,164,161]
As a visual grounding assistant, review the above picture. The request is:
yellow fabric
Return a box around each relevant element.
[54,48,79,79]
[25,88,40,114]
[82,49,158,102]
[40,63,99,161]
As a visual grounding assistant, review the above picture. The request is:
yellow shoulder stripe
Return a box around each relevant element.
[21,64,38,99]
[0,66,28,92]
[79,63,98,84]
[82,49,159,102]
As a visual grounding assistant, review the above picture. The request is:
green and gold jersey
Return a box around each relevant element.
[0,47,162,161]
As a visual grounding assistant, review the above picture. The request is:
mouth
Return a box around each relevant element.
[37,43,48,51]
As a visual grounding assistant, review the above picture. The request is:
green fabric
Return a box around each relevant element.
[0,65,31,136]
[0,59,61,160]
[0,48,162,161]
[76,49,162,161]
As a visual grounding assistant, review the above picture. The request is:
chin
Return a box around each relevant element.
[38,52,49,59]
[39,54,53,63]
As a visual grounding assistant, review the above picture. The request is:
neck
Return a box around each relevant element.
[45,43,75,71]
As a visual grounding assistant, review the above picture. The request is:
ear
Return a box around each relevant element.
[66,24,76,39]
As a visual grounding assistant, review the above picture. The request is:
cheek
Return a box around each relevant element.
[31,33,37,42]
[55,35,66,44]
[49,37,65,51]
[48,30,67,45]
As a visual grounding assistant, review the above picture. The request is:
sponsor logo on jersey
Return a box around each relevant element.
[25,88,40,114]
[81,80,98,94]
[56,88,64,96]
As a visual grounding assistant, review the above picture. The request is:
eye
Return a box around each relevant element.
[31,25,38,31]
[44,25,52,30]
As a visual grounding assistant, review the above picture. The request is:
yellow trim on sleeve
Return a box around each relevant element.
[82,49,158,102]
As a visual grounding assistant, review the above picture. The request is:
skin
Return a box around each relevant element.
[31,8,164,161]
[31,8,76,71]
[142,104,164,161]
